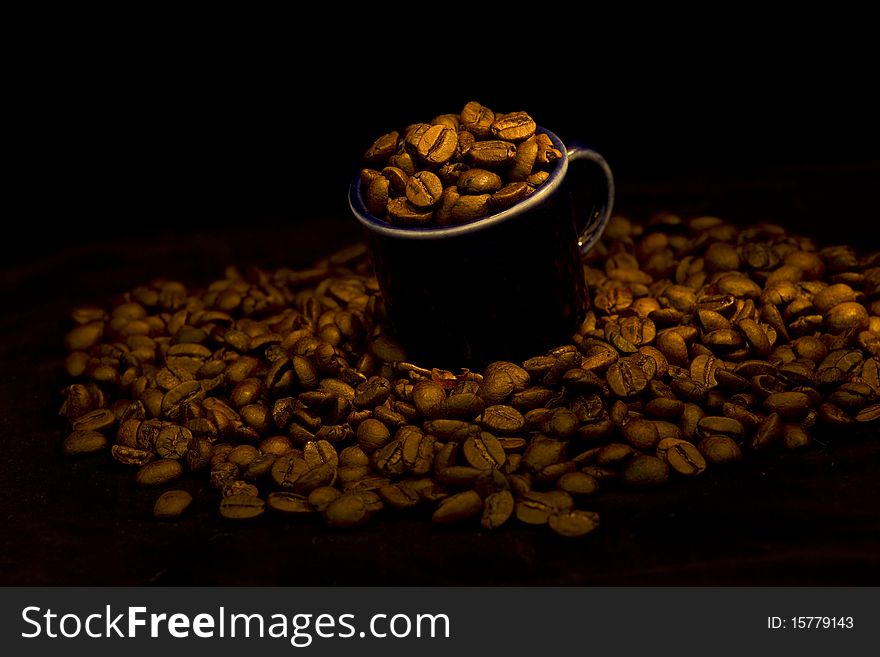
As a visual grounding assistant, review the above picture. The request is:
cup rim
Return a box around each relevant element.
[349,125,570,240]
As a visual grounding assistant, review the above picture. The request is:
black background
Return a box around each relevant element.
[2,30,879,585]
[10,34,880,261]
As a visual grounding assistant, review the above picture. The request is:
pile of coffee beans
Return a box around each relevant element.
[359,101,561,226]
[60,214,880,537]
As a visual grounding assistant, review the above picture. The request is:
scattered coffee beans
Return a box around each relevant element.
[59,212,880,538]
[360,101,560,227]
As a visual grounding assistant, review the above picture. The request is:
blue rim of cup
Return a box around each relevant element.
[349,126,569,240]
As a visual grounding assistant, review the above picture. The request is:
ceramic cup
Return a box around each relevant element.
[349,126,614,367]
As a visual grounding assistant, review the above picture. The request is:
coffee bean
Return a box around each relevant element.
[606,360,649,398]
[112,445,154,466]
[62,429,108,456]
[855,403,880,423]
[813,284,858,313]
[417,124,458,165]
[219,494,265,520]
[764,392,811,420]
[378,483,420,511]
[621,418,660,450]
[386,197,433,226]
[440,392,485,419]
[508,135,538,181]
[697,416,745,441]
[657,331,689,366]
[548,510,600,538]
[826,302,870,333]
[364,131,399,163]
[432,490,483,524]
[557,472,599,495]
[463,432,506,470]
[697,435,743,465]
[515,490,573,525]
[522,437,566,473]
[644,398,684,419]
[60,197,880,539]
[399,426,434,475]
[460,101,495,138]
[534,133,562,166]
[151,490,193,519]
[458,168,502,194]
[324,494,370,528]
[469,140,517,168]
[480,404,525,434]
[490,111,536,142]
[783,424,812,450]
[491,182,532,209]
[481,489,515,529]
[752,412,784,449]
[266,491,313,515]
[405,171,444,208]
[135,459,184,487]
[412,380,446,419]
[658,439,706,476]
[72,408,116,433]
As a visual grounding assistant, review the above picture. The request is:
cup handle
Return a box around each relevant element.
[566,145,615,255]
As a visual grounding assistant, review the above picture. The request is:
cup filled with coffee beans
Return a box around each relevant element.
[349,101,614,367]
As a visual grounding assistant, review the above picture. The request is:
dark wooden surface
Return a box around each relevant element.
[2,163,879,586]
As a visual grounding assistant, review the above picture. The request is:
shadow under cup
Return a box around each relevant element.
[349,127,614,369]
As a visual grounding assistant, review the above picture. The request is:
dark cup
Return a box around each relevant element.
[349,126,614,368]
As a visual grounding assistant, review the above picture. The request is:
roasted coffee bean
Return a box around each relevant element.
[153,490,193,519]
[644,398,684,419]
[460,101,495,138]
[855,403,880,423]
[606,360,649,398]
[481,405,525,434]
[364,131,399,163]
[378,483,420,511]
[764,392,811,420]
[534,133,562,166]
[783,424,812,450]
[468,140,517,168]
[265,491,313,515]
[417,124,458,165]
[112,445,154,467]
[61,205,880,537]
[491,182,532,209]
[360,103,555,226]
[405,171,444,208]
[490,112,536,142]
[480,489,514,529]
[658,438,706,476]
[752,412,784,449]
[621,418,660,450]
[522,437,566,473]
[429,490,482,525]
[412,380,447,419]
[219,494,265,520]
[697,416,745,441]
[557,472,600,495]
[72,408,116,433]
[321,493,368,528]
[826,302,870,333]
[458,168,502,194]
[515,490,573,525]
[697,435,743,465]
[135,459,184,487]
[463,432,506,470]
[690,354,720,388]
[63,429,108,456]
[548,510,600,538]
